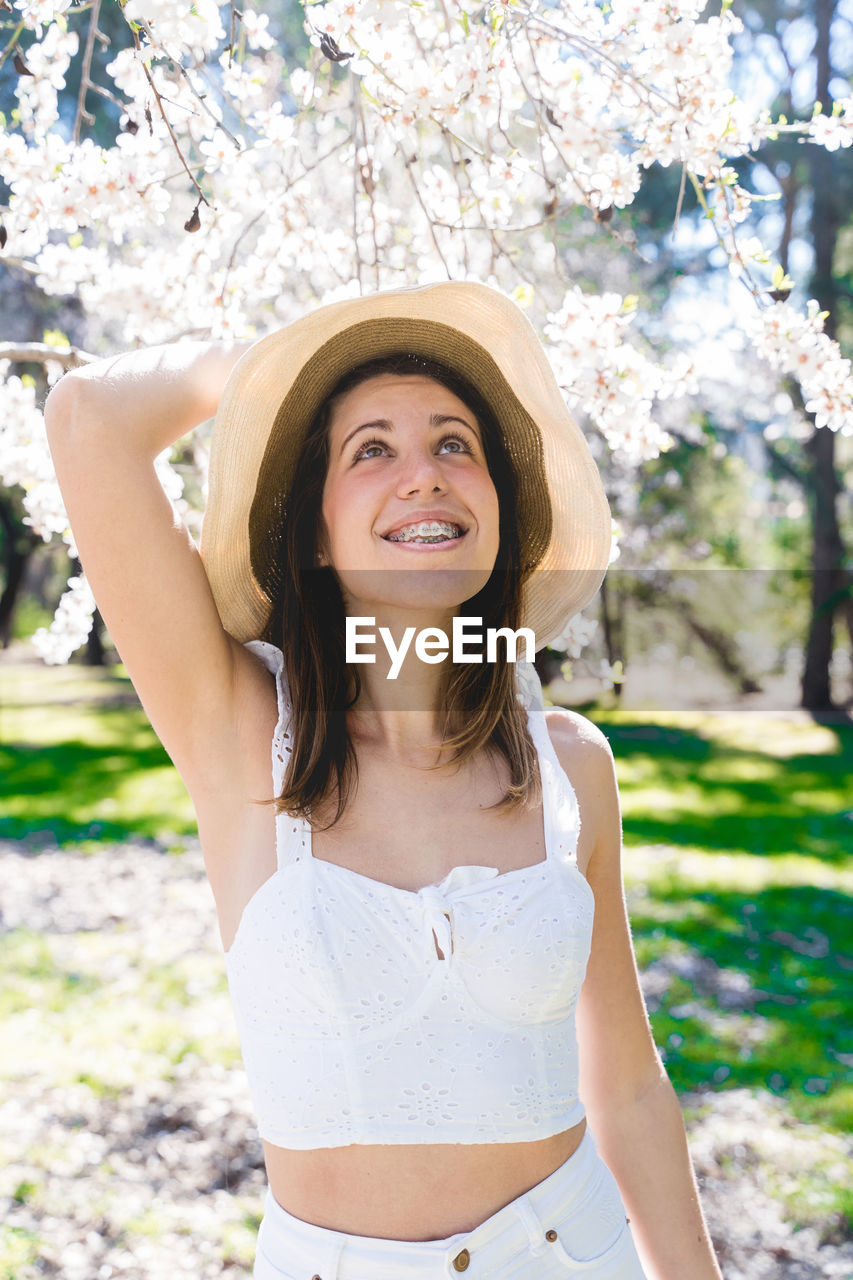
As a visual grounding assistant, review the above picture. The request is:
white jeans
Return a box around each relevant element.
[253,1131,648,1279]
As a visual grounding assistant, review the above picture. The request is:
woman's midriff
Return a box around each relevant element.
[262,1117,587,1241]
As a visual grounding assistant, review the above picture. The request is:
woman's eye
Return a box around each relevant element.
[353,433,473,462]
[353,438,387,461]
[438,434,473,454]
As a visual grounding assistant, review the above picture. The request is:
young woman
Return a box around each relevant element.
[45,282,722,1280]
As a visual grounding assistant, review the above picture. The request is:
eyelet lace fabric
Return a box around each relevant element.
[224,641,595,1149]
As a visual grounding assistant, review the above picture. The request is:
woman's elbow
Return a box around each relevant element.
[44,370,120,461]
[43,370,91,444]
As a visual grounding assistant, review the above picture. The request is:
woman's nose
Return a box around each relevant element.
[396,449,447,496]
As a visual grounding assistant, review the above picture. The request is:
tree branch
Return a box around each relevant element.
[777,169,798,276]
[0,342,97,368]
[128,26,210,208]
[217,211,264,305]
[131,14,243,148]
[354,81,380,289]
[0,17,25,75]
[73,0,101,145]
[350,77,362,293]
[396,140,452,279]
[762,436,807,487]
[86,78,130,113]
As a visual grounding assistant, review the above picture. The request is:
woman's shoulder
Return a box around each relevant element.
[544,707,620,872]
[517,663,612,770]
[544,705,615,771]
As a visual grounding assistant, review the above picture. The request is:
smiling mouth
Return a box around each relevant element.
[383,520,467,544]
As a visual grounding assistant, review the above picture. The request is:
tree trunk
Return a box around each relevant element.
[600,574,625,701]
[0,493,36,647]
[801,427,843,708]
[629,574,760,699]
[680,611,762,696]
[84,609,107,666]
[800,0,844,711]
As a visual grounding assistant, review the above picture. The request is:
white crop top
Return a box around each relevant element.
[224,640,595,1149]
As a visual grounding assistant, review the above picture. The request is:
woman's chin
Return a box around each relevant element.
[337,567,493,617]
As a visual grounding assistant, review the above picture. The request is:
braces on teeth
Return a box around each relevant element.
[387,521,463,543]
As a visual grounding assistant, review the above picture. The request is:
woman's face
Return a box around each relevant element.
[320,373,501,620]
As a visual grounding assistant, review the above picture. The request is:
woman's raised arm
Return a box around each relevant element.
[43,340,257,790]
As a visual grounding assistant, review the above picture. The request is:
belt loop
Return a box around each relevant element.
[514,1196,548,1257]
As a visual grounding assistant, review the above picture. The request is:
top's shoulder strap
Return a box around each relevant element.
[243,639,291,792]
[516,659,581,859]
[243,640,304,869]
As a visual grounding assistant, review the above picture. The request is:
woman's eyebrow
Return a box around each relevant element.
[433,413,481,440]
[339,413,480,457]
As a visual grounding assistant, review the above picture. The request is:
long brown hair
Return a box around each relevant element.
[263,353,540,830]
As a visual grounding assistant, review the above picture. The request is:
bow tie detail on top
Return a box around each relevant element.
[417,865,500,961]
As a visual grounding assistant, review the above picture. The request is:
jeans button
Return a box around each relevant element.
[545,1229,558,1242]
[452,1247,471,1271]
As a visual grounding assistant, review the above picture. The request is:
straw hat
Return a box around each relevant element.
[200,280,611,652]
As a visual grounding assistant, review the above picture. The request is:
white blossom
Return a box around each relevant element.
[240,9,276,52]
[807,101,853,151]
[744,301,853,435]
[0,376,70,543]
[122,0,225,57]
[0,0,851,662]
[31,574,96,665]
[551,613,600,658]
[13,0,71,36]
[544,287,676,461]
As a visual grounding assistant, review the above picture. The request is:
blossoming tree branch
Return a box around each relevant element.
[0,0,851,665]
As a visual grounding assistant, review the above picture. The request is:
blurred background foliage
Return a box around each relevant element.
[0,0,851,710]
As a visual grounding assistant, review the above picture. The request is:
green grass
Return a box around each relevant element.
[0,659,195,846]
[582,705,853,1134]
[603,714,852,863]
